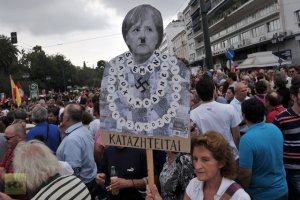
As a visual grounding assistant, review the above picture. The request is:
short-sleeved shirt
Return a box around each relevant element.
[26,122,61,153]
[239,122,288,199]
[99,146,147,200]
[186,177,250,200]
[190,101,241,159]
[56,122,97,183]
[273,108,300,169]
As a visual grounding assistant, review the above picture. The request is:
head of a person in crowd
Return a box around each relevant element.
[267,69,274,79]
[195,76,215,102]
[242,98,265,126]
[258,68,265,74]
[265,90,282,110]
[226,72,237,85]
[38,98,47,108]
[31,105,48,124]
[255,80,268,95]
[56,100,64,108]
[122,4,163,64]
[47,107,59,125]
[4,123,26,149]
[225,87,235,103]
[47,98,55,108]
[288,66,299,78]
[256,72,265,81]
[82,111,93,126]
[13,140,62,194]
[62,103,83,128]
[4,111,15,126]
[191,131,237,183]
[234,82,248,102]
[290,75,300,108]
[14,109,27,120]
[274,71,287,88]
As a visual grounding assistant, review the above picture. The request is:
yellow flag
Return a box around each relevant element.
[10,76,21,107]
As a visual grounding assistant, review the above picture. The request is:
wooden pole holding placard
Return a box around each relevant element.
[146,149,155,186]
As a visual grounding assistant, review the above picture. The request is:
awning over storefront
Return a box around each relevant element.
[236,51,292,69]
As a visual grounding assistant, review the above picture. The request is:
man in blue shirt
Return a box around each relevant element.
[239,98,288,200]
[56,103,97,198]
[26,105,60,153]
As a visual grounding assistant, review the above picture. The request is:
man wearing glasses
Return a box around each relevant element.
[0,123,26,175]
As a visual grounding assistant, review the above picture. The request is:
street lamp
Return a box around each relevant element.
[271,33,284,67]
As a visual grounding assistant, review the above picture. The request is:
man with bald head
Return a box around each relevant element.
[0,123,26,174]
[265,90,286,123]
[56,103,97,197]
[230,82,250,135]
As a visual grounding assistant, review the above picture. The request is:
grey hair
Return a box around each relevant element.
[122,4,163,49]
[31,105,48,123]
[13,140,62,192]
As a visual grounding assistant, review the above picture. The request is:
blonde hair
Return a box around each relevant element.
[13,140,62,192]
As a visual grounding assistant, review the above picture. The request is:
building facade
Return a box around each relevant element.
[185,0,300,69]
[160,13,186,56]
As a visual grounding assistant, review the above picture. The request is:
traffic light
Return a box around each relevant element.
[97,60,106,69]
[10,32,17,44]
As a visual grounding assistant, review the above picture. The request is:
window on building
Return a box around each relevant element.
[267,19,281,32]
[230,35,239,45]
[296,10,300,23]
[188,33,193,40]
[240,31,251,40]
[252,25,265,37]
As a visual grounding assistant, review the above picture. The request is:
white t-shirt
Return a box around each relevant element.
[190,101,241,159]
[186,177,250,200]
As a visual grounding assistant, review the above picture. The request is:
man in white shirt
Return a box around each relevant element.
[190,76,241,159]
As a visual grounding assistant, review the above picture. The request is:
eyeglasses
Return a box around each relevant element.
[289,71,295,73]
[5,135,16,141]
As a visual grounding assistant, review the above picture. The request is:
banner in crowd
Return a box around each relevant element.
[100,51,191,152]
[29,83,39,100]
[10,75,21,107]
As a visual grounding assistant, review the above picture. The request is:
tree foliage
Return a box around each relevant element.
[0,35,19,74]
[0,42,104,96]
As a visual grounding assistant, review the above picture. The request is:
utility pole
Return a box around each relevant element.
[199,0,213,69]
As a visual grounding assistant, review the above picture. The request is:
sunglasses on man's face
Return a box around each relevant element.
[5,135,16,141]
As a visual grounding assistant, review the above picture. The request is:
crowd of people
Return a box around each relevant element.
[0,3,300,200]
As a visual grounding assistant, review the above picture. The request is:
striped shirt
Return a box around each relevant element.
[31,174,91,200]
[273,108,300,170]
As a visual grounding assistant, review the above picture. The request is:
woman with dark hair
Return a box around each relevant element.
[225,87,235,103]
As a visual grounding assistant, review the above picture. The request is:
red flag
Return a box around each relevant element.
[17,82,27,101]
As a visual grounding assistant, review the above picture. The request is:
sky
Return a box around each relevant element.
[0,0,189,68]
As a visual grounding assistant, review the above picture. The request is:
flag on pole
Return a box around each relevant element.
[17,82,27,101]
[10,75,21,107]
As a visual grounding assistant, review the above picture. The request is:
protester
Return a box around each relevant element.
[230,82,250,135]
[265,90,286,123]
[274,71,290,108]
[147,132,250,200]
[159,151,194,200]
[273,75,300,199]
[56,103,97,197]
[239,98,288,199]
[225,87,235,103]
[26,105,61,153]
[190,76,240,160]
[0,140,91,200]
[96,146,147,200]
